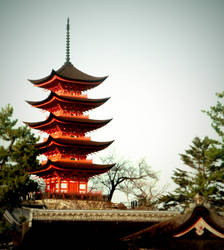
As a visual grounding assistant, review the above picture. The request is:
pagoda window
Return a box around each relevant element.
[61,182,67,189]
[79,183,86,190]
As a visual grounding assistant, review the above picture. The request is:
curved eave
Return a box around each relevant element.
[29,62,108,84]
[56,62,108,82]
[122,205,224,242]
[24,113,112,129]
[26,91,110,107]
[30,160,115,177]
[36,136,114,149]
[172,206,224,237]
[44,159,115,169]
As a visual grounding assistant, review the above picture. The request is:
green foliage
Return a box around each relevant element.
[159,92,224,211]
[203,91,224,140]
[0,105,40,213]
[159,136,224,211]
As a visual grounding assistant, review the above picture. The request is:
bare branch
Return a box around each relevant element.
[89,152,159,202]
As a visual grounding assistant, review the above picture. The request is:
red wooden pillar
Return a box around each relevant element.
[45,178,49,193]
[58,177,61,193]
[67,179,69,193]
[51,178,55,193]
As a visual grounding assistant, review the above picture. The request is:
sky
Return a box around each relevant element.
[0,0,224,202]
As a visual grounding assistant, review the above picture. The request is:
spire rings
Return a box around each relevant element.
[66,18,70,63]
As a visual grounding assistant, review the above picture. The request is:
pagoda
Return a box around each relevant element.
[25,19,114,194]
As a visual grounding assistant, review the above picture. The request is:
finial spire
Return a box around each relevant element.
[66,18,70,63]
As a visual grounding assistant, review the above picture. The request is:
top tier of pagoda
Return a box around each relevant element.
[29,61,108,93]
[26,18,114,194]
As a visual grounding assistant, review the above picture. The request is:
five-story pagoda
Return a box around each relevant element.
[25,19,114,194]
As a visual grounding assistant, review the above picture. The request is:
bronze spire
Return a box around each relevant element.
[66,18,70,63]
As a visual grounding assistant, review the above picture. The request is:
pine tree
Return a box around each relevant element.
[203,91,224,208]
[204,91,224,140]
[0,105,39,213]
[159,136,224,211]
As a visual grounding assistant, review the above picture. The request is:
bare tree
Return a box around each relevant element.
[89,153,158,202]
[118,158,168,209]
[126,177,168,209]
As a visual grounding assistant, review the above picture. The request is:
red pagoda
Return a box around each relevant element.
[25,19,114,194]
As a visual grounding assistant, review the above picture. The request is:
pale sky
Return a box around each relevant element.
[0,0,224,201]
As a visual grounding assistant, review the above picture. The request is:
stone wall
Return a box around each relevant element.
[43,199,111,210]
[25,199,127,210]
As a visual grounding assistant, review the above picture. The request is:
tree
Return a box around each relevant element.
[0,105,40,214]
[89,153,158,202]
[204,91,224,140]
[203,91,224,208]
[158,136,224,211]
[117,158,168,208]
[124,177,168,209]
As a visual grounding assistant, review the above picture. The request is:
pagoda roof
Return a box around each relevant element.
[29,62,108,84]
[36,135,114,153]
[26,91,110,110]
[24,113,112,132]
[122,204,224,245]
[31,159,115,178]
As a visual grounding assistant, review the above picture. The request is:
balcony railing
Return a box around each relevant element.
[51,133,91,140]
[56,90,88,98]
[53,110,89,119]
[42,157,93,163]
[25,192,109,201]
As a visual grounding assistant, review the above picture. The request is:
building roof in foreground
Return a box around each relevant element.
[122,196,224,249]
[7,204,224,249]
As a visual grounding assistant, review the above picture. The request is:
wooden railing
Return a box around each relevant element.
[26,192,109,201]
[51,133,91,140]
[56,90,88,98]
[46,157,93,163]
[53,110,89,119]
